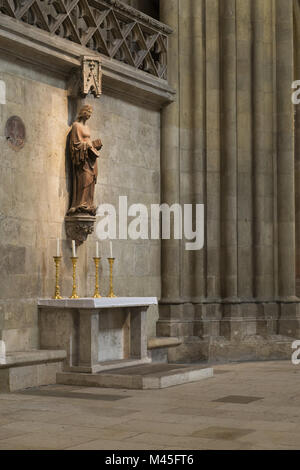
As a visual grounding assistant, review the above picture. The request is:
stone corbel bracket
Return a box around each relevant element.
[65,215,96,246]
[68,56,102,99]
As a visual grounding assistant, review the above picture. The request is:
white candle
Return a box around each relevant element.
[72,240,76,257]
[56,238,60,257]
[110,241,113,259]
[96,241,99,258]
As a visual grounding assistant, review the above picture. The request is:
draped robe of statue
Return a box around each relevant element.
[67,120,102,217]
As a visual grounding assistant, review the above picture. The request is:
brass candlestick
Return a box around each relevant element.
[107,258,116,298]
[70,257,79,299]
[53,256,62,300]
[93,257,102,298]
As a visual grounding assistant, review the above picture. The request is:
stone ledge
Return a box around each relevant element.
[0,15,175,109]
[147,337,182,350]
[38,297,158,309]
[0,350,67,369]
[0,351,66,392]
[147,337,182,364]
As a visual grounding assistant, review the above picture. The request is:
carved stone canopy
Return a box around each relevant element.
[82,57,102,98]
[68,56,102,99]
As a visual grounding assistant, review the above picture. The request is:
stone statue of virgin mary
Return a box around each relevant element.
[67,104,102,217]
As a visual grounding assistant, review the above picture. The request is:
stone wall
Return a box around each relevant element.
[0,53,161,352]
[2,0,299,364]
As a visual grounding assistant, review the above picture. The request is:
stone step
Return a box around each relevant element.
[0,350,66,368]
[57,363,213,390]
[66,358,151,374]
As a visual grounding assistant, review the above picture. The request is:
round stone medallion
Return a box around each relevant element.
[5,116,26,151]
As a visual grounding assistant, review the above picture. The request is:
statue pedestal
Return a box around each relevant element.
[38,298,157,373]
[65,215,96,246]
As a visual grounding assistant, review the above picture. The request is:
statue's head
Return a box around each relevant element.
[77,104,93,121]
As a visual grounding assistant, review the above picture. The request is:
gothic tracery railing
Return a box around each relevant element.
[0,0,171,79]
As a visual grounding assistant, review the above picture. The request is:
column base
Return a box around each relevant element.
[157,301,300,363]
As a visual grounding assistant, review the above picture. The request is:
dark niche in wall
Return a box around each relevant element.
[124,0,160,20]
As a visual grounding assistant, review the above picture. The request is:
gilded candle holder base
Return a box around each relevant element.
[53,256,62,300]
[70,257,79,299]
[107,257,117,298]
[93,257,102,299]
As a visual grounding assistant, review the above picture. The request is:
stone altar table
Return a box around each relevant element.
[38,298,157,373]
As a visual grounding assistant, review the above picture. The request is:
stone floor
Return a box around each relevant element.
[0,360,299,450]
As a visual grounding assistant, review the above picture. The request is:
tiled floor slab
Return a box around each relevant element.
[213,395,264,404]
[0,361,300,449]
[66,439,168,451]
[120,431,253,450]
[192,426,254,440]
[19,389,128,401]
[0,432,100,450]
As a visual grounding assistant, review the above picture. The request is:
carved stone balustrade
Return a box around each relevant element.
[0,0,171,80]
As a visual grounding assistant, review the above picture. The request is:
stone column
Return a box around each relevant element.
[275,0,296,299]
[294,0,300,296]
[178,0,200,301]
[220,0,238,299]
[205,0,221,299]
[130,308,147,359]
[264,0,276,299]
[190,0,206,300]
[252,0,266,299]
[78,310,99,367]
[160,0,181,303]
[236,0,253,298]
[251,0,275,300]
